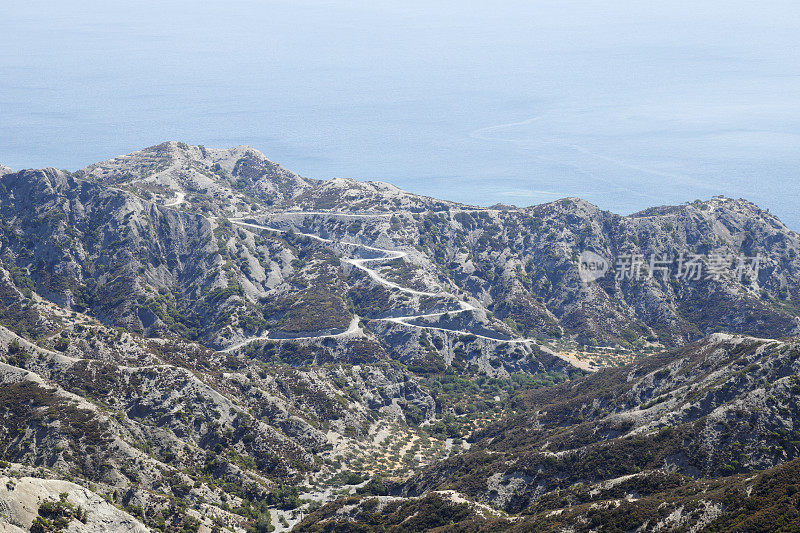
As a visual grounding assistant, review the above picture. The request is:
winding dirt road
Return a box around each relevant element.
[134,187,593,370]
[228,216,596,371]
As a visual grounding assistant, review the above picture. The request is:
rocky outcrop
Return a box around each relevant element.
[0,473,147,532]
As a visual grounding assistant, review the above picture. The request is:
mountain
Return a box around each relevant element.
[3,143,799,358]
[269,195,800,349]
[1,142,799,531]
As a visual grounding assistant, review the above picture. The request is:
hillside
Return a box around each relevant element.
[301,334,800,531]
[1,142,799,531]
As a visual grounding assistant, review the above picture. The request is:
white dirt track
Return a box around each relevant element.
[227,217,595,371]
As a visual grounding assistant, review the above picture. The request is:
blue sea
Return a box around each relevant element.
[2,1,799,228]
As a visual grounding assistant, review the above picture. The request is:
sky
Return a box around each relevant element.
[2,0,800,228]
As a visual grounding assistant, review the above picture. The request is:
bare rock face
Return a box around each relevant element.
[0,474,147,532]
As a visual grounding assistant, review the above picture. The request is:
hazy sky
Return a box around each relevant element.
[2,1,799,227]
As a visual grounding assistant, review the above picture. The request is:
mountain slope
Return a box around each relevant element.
[2,142,800,531]
[395,334,800,514]
[6,143,799,354]
[0,155,579,375]
[258,195,800,349]
[294,334,800,531]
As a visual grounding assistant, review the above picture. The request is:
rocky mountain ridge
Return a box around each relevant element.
[3,142,799,354]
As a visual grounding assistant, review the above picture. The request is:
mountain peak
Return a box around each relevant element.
[76,141,313,214]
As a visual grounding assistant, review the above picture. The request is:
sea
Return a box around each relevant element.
[2,0,799,228]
